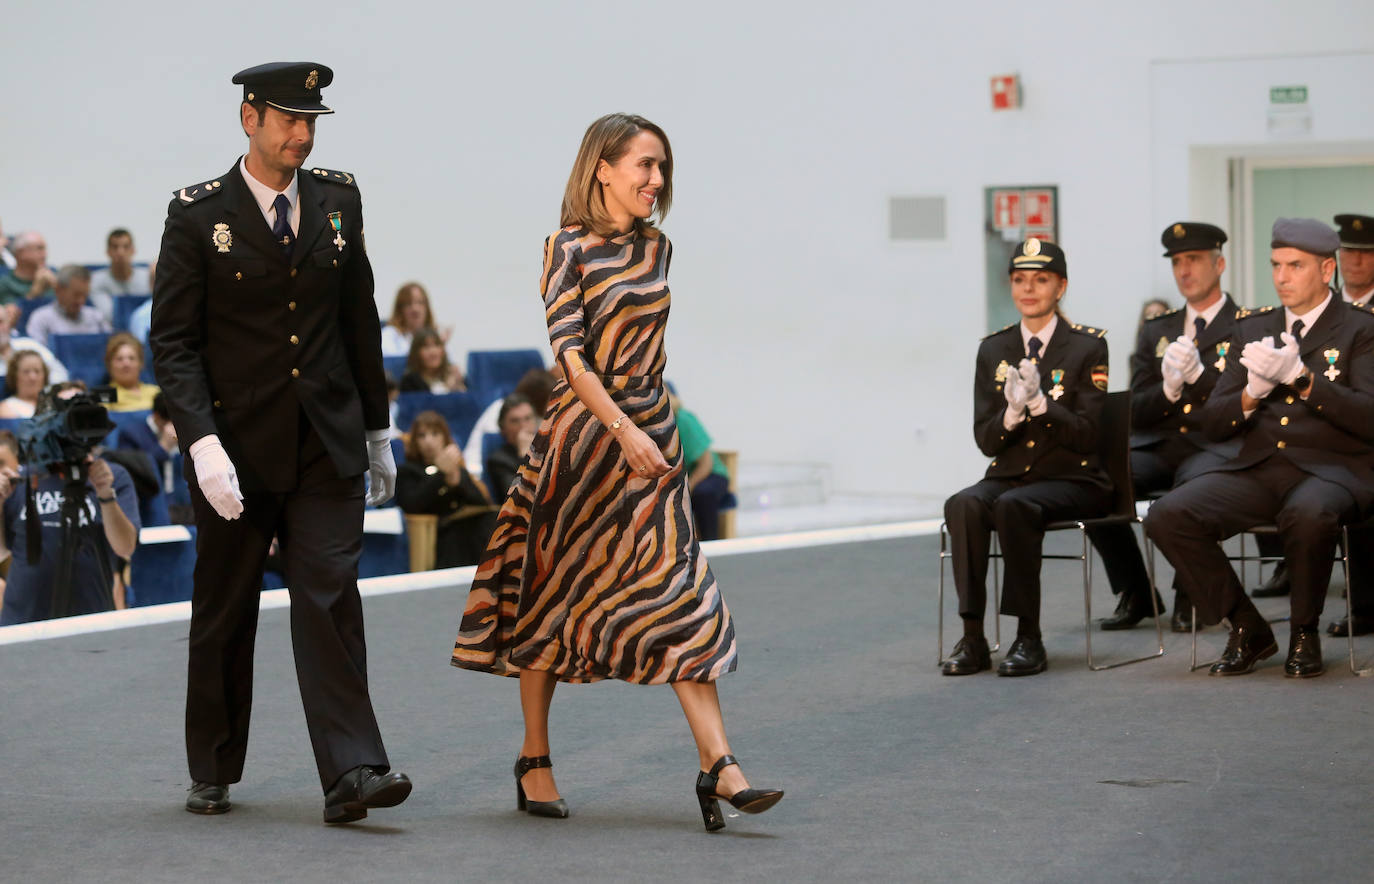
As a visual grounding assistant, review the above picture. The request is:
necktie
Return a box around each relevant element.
[1027,336,1042,362]
[1291,318,1305,342]
[1194,316,1206,339]
[271,193,294,259]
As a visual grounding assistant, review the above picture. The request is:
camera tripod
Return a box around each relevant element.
[40,462,115,620]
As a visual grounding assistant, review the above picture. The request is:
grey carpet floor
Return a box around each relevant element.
[1,535,1371,883]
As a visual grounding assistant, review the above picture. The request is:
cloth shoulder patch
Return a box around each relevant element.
[173,178,227,205]
[309,167,358,187]
[1091,364,1109,390]
[980,322,1017,342]
[1070,323,1108,338]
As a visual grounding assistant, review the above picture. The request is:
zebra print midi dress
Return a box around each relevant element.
[450,225,738,684]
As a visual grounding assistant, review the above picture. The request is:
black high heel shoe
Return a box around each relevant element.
[694,754,783,832]
[514,755,569,819]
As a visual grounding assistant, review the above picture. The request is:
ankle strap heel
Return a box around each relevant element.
[514,755,569,819]
[693,754,783,832]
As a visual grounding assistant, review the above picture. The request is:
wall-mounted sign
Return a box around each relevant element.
[991,74,1021,111]
[1267,84,1311,136]
[1269,85,1308,105]
[984,185,1060,333]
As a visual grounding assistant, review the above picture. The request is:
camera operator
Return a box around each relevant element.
[0,385,140,625]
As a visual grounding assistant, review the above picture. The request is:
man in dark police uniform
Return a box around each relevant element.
[1145,218,1374,678]
[150,61,409,822]
[1091,222,1241,633]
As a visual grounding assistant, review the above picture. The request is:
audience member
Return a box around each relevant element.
[127,260,157,344]
[114,392,179,527]
[25,265,111,347]
[483,394,537,499]
[400,327,466,393]
[670,388,733,541]
[1137,297,1171,333]
[0,350,50,418]
[0,430,18,470]
[396,411,497,567]
[386,371,402,437]
[0,217,15,272]
[0,305,67,384]
[0,232,58,321]
[381,281,451,358]
[105,332,159,411]
[88,229,152,322]
[463,367,557,473]
[0,389,141,624]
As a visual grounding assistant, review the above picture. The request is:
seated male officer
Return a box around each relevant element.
[1145,218,1374,678]
[1327,212,1374,637]
[1091,222,1241,632]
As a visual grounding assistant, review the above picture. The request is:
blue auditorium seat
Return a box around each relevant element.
[394,391,485,446]
[16,296,53,337]
[49,333,111,386]
[465,349,545,406]
[390,436,405,465]
[480,431,503,467]
[382,355,408,382]
[128,527,197,607]
[112,295,151,333]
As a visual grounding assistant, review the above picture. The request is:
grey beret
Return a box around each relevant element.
[1271,217,1339,258]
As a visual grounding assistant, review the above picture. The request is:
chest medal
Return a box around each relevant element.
[994,360,1009,383]
[1156,336,1169,358]
[329,211,346,251]
[212,222,232,254]
[1324,348,1341,381]
[1049,368,1065,400]
[1214,341,1229,372]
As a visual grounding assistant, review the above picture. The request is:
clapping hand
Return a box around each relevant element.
[1240,335,1280,401]
[1271,332,1304,384]
[1018,358,1046,413]
[1161,337,1197,399]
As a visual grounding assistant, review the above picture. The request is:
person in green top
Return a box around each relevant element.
[670,388,732,540]
[0,232,57,326]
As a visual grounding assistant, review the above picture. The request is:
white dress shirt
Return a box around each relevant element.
[238,155,300,236]
[1184,294,1227,341]
[1343,286,1373,309]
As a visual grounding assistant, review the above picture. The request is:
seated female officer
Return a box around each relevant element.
[942,238,1112,677]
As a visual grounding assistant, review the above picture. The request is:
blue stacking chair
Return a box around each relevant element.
[50,333,111,387]
[111,295,151,333]
[382,355,408,382]
[394,391,486,446]
[16,296,53,337]
[466,349,545,406]
[480,431,503,468]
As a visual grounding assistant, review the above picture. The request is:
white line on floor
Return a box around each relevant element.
[0,519,940,646]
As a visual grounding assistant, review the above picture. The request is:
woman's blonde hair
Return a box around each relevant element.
[560,113,673,236]
[104,331,144,373]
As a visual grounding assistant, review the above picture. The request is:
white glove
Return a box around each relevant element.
[1240,337,1279,400]
[1003,365,1027,429]
[1173,336,1204,384]
[189,435,244,521]
[365,429,397,506]
[1161,338,1192,401]
[1272,331,1304,385]
[1019,358,1046,415]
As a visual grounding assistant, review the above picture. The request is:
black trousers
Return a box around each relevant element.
[944,477,1111,621]
[1087,442,1229,601]
[690,473,731,541]
[185,419,388,791]
[1143,456,1358,629]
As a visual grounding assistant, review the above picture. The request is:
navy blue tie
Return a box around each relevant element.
[271,193,294,258]
[1290,318,1304,342]
[1027,336,1042,363]
[1194,316,1206,339]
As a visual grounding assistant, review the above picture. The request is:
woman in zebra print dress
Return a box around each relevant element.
[451,114,781,831]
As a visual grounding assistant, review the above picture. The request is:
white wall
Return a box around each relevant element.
[4,1,1374,502]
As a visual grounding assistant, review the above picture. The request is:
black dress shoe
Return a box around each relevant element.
[1208,623,1278,676]
[1284,627,1324,678]
[1326,613,1374,637]
[323,766,413,824]
[1251,564,1290,598]
[1100,590,1164,631]
[186,782,230,815]
[996,636,1047,677]
[695,754,783,832]
[1170,606,1195,634]
[941,636,991,675]
[514,755,569,818]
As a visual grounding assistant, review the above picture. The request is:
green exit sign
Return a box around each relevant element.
[1270,85,1308,104]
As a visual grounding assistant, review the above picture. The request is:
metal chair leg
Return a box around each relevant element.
[937,522,1001,665]
[1343,524,1373,677]
[1085,522,1165,671]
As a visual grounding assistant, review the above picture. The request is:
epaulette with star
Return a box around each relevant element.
[172,177,227,205]
[981,322,1017,342]
[1235,305,1276,321]
[309,167,358,187]
[1070,323,1108,338]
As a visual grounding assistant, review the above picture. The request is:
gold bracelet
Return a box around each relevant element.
[610,415,628,434]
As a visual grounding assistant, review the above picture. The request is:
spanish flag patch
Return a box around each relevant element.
[1091,365,1109,391]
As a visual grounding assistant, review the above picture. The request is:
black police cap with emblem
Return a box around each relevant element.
[1334,214,1374,250]
[1271,217,1339,258]
[232,62,334,115]
[1008,237,1067,278]
[1161,221,1226,256]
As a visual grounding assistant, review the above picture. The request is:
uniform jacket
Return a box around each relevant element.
[1130,296,1243,467]
[973,319,1111,489]
[1199,301,1374,507]
[149,161,387,493]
